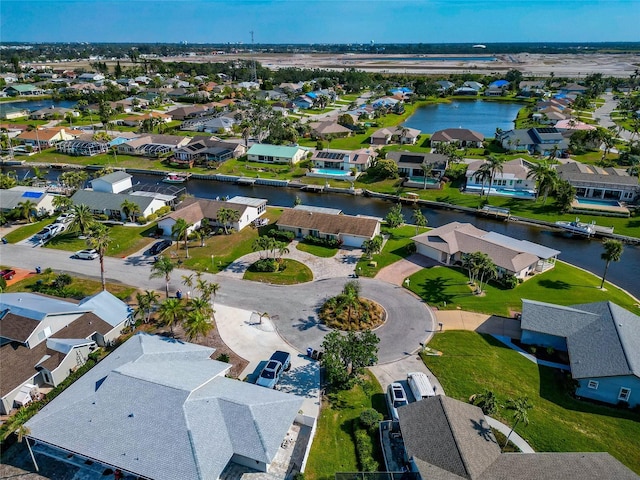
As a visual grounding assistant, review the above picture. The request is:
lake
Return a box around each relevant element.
[402,100,524,137]
[1,99,77,112]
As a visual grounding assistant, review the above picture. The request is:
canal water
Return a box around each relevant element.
[8,167,640,299]
[1,99,77,112]
[402,100,523,137]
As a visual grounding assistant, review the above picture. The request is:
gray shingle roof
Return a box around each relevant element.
[557,162,639,187]
[25,334,302,480]
[71,189,157,212]
[91,171,132,185]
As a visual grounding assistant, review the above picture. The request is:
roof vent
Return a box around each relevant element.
[128,413,134,418]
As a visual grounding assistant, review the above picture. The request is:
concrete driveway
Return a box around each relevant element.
[434,310,522,338]
[375,254,439,286]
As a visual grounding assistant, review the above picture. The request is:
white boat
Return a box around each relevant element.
[161,172,190,184]
[555,219,595,236]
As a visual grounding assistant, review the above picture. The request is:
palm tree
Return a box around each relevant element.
[192,229,206,247]
[68,204,96,236]
[420,162,433,189]
[120,199,140,223]
[149,256,175,298]
[503,397,533,451]
[157,297,185,337]
[600,239,623,289]
[171,218,193,258]
[474,163,492,197]
[182,273,195,290]
[412,208,427,235]
[526,161,558,204]
[184,309,214,342]
[52,195,72,212]
[86,224,112,291]
[485,156,505,200]
[16,200,37,223]
[135,290,159,323]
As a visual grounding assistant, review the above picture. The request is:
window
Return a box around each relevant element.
[587,380,599,390]
[619,387,631,402]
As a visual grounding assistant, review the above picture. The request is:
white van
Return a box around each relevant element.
[407,372,436,401]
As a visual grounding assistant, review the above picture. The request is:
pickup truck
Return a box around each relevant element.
[256,351,292,389]
[0,269,16,281]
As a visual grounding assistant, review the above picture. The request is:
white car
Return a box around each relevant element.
[407,372,436,401]
[386,383,408,421]
[56,213,75,224]
[35,223,65,240]
[73,249,99,260]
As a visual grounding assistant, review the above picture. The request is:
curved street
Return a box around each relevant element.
[0,242,436,364]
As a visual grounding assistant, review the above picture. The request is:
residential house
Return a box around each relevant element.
[386,151,448,182]
[431,128,484,148]
[24,333,304,480]
[90,171,133,194]
[463,81,484,91]
[0,291,131,415]
[158,196,267,236]
[56,140,109,157]
[398,395,638,480]
[371,97,399,110]
[28,107,74,120]
[436,80,455,92]
[17,127,82,149]
[554,119,596,131]
[247,144,307,165]
[453,86,479,96]
[197,116,236,134]
[556,162,639,202]
[77,72,105,82]
[173,137,245,166]
[120,111,172,127]
[293,95,314,110]
[499,127,568,155]
[236,81,260,90]
[309,120,352,139]
[465,158,537,195]
[412,222,560,280]
[256,90,288,101]
[311,148,376,172]
[0,105,29,120]
[370,126,421,146]
[117,134,190,157]
[276,208,381,248]
[520,299,640,408]
[560,83,589,95]
[168,105,211,121]
[71,189,169,220]
[0,186,57,215]
[485,79,510,96]
[4,84,45,96]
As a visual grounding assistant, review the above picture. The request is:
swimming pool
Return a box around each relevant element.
[466,186,536,198]
[313,168,352,176]
[575,198,621,207]
[408,177,440,184]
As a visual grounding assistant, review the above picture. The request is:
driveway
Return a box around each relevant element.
[375,254,439,286]
[595,92,633,141]
[433,310,522,338]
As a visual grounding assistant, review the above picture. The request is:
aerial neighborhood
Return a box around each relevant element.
[1,35,640,480]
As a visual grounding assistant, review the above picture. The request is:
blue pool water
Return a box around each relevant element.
[467,186,536,198]
[408,177,440,184]
[314,168,351,176]
[575,198,621,207]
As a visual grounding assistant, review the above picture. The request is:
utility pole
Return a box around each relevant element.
[250,30,257,83]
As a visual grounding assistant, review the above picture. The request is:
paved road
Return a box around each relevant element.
[1,243,435,363]
[595,92,633,141]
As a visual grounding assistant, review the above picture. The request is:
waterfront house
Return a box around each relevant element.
[398,396,638,480]
[17,127,83,149]
[116,134,190,157]
[556,162,639,202]
[499,127,568,156]
[28,106,74,120]
[247,144,307,165]
[431,128,484,148]
[386,151,448,179]
[0,291,131,415]
[436,80,455,92]
[520,299,640,408]
[0,105,29,120]
[0,186,57,215]
[24,333,303,480]
[370,126,421,146]
[485,79,510,96]
[412,222,560,280]
[173,137,245,165]
[158,196,267,236]
[71,189,169,220]
[4,84,44,96]
[311,148,376,172]
[465,158,536,195]
[90,171,133,194]
[276,208,381,248]
[56,139,109,156]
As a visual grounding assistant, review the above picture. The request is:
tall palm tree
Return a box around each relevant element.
[149,256,175,298]
[600,239,623,289]
[52,195,72,212]
[503,397,533,451]
[68,204,96,236]
[120,199,140,223]
[184,309,214,342]
[485,156,505,200]
[474,163,492,197]
[157,297,186,337]
[412,208,428,235]
[86,224,112,291]
[526,161,558,204]
[420,162,433,189]
[171,218,193,258]
[16,200,37,223]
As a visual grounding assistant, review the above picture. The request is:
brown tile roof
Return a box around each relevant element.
[51,312,114,339]
[178,197,248,221]
[277,208,379,238]
[0,341,58,397]
[0,312,40,343]
[167,201,204,224]
[432,128,484,143]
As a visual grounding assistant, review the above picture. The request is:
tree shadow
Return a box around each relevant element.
[537,279,571,290]
[292,315,329,332]
[470,418,498,444]
[420,276,456,305]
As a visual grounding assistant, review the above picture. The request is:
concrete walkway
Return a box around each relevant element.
[492,335,570,371]
[218,240,361,281]
[485,416,535,453]
[434,310,522,338]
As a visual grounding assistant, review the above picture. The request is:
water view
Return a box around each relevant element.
[402,100,524,137]
[1,99,77,112]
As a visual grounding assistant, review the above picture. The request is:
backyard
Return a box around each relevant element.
[407,261,639,316]
[422,331,640,474]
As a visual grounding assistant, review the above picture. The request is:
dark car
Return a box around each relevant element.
[147,239,172,256]
[0,269,16,280]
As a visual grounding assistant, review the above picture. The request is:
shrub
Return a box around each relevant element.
[146,213,158,222]
[501,274,518,289]
[94,213,109,221]
[268,229,295,242]
[359,408,383,433]
[354,427,377,471]
[303,235,341,248]
[216,353,230,363]
[406,242,417,254]
[155,206,171,216]
[529,346,537,355]
[252,258,280,272]
[137,216,147,224]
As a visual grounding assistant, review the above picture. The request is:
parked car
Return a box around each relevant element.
[35,223,65,240]
[407,372,436,402]
[56,212,75,224]
[386,382,408,421]
[147,239,172,256]
[73,249,99,260]
[0,269,16,280]
[256,351,292,389]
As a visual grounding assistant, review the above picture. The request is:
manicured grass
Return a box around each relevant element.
[216,157,310,180]
[5,270,136,302]
[422,331,640,474]
[25,150,169,170]
[243,259,313,285]
[407,261,639,316]
[296,242,338,257]
[44,223,157,257]
[3,218,56,243]
[305,372,386,480]
[357,224,428,277]
[181,208,284,273]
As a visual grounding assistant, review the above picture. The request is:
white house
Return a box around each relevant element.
[90,171,133,194]
[247,144,307,165]
[465,158,537,196]
[71,190,169,220]
[0,186,57,215]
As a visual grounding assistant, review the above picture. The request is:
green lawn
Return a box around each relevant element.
[407,261,639,316]
[296,242,338,257]
[3,218,56,243]
[45,223,158,257]
[305,372,386,480]
[422,331,640,474]
[357,225,428,277]
[243,259,313,284]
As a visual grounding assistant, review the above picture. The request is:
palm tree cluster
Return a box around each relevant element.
[216,207,241,235]
[171,218,193,258]
[462,252,498,294]
[319,280,384,331]
[252,235,290,260]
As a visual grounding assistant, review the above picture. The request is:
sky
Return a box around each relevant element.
[1,0,638,44]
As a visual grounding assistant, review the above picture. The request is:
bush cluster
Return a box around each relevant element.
[303,235,342,248]
[353,427,378,471]
[268,229,295,242]
[359,408,383,433]
[252,258,283,273]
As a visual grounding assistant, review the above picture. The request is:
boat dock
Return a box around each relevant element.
[479,205,511,219]
[236,177,257,185]
[301,184,325,193]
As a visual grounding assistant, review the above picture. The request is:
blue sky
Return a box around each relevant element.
[1,0,638,44]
